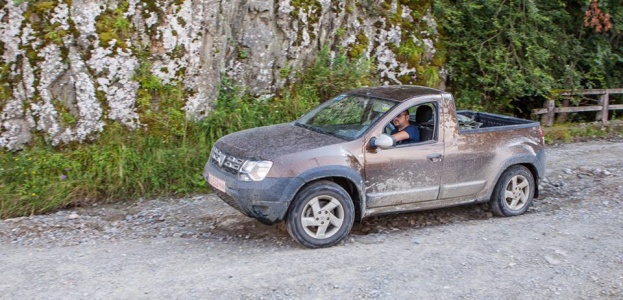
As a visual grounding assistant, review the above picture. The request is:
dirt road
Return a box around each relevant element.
[1,140,622,299]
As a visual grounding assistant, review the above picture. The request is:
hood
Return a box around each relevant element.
[215,123,346,161]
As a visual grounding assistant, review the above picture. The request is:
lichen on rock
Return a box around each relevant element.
[88,43,140,129]
[32,44,66,144]
[61,47,104,144]
[1,1,26,65]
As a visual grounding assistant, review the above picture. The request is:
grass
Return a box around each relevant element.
[543,121,623,144]
[0,47,374,218]
[0,124,211,218]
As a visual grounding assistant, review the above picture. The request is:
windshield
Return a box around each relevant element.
[296,94,397,140]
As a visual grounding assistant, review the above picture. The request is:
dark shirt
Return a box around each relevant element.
[392,125,420,145]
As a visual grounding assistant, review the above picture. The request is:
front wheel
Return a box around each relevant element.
[286,181,355,248]
[489,165,535,217]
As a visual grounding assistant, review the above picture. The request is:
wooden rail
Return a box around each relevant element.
[532,89,623,126]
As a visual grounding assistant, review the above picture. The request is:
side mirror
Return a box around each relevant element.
[369,134,394,149]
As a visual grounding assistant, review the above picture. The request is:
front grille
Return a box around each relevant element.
[210,147,246,174]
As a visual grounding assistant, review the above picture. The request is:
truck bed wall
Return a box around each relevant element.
[457,110,539,133]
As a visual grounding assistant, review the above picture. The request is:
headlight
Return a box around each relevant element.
[239,160,273,181]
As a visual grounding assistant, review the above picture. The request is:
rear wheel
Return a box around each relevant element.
[489,165,535,217]
[286,181,355,248]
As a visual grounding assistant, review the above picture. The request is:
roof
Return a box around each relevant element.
[347,85,445,102]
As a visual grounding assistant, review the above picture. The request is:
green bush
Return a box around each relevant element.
[433,0,623,114]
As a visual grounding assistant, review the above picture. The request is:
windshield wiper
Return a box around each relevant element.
[295,122,346,139]
[295,122,328,134]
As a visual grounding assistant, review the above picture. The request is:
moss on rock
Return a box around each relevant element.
[94,0,131,49]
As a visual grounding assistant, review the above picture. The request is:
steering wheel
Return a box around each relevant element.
[384,122,395,135]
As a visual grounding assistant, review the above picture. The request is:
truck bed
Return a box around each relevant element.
[457,110,539,133]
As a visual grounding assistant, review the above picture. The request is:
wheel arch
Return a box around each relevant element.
[519,163,540,198]
[489,156,541,200]
[488,163,537,217]
[293,166,366,223]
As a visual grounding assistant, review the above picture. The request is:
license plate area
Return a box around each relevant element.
[207,173,227,193]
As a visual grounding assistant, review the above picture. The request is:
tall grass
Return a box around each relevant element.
[0,124,211,218]
[543,122,623,144]
[0,47,374,218]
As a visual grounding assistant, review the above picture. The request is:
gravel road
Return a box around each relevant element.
[1,139,622,299]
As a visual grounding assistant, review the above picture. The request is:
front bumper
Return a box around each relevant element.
[204,162,304,225]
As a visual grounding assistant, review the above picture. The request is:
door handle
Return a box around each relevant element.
[427,153,443,162]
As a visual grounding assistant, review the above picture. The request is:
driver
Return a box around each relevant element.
[391,110,419,145]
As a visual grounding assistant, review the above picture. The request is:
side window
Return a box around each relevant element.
[385,102,437,145]
[413,102,437,142]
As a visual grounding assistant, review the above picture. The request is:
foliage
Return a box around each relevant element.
[134,48,188,142]
[543,122,622,144]
[295,46,376,101]
[585,0,613,33]
[368,0,445,86]
[0,62,11,107]
[433,0,623,114]
[20,0,69,46]
[0,123,211,218]
[397,39,424,68]
[95,0,132,48]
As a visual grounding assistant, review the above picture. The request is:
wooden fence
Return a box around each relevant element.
[532,89,623,126]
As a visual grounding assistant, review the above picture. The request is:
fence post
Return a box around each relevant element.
[543,99,555,127]
[596,92,610,124]
[556,98,570,123]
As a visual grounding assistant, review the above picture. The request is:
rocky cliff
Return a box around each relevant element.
[0,0,443,150]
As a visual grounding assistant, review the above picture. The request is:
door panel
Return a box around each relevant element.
[364,142,444,208]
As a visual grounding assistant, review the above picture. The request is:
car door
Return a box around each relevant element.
[363,102,444,209]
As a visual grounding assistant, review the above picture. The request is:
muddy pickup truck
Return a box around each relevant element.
[204,85,546,248]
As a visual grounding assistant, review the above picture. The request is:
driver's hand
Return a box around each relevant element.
[384,122,395,134]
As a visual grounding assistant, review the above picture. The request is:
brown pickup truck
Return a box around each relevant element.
[204,85,546,248]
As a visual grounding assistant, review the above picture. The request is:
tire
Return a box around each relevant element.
[489,165,535,217]
[286,181,355,248]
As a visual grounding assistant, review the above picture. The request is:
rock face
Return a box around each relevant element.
[0,0,442,150]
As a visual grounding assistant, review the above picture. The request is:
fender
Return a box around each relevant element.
[487,149,546,200]
[295,165,367,222]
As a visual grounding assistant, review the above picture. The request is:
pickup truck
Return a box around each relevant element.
[204,85,546,248]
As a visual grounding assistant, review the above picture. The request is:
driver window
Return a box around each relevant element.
[413,103,436,142]
[385,103,437,145]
